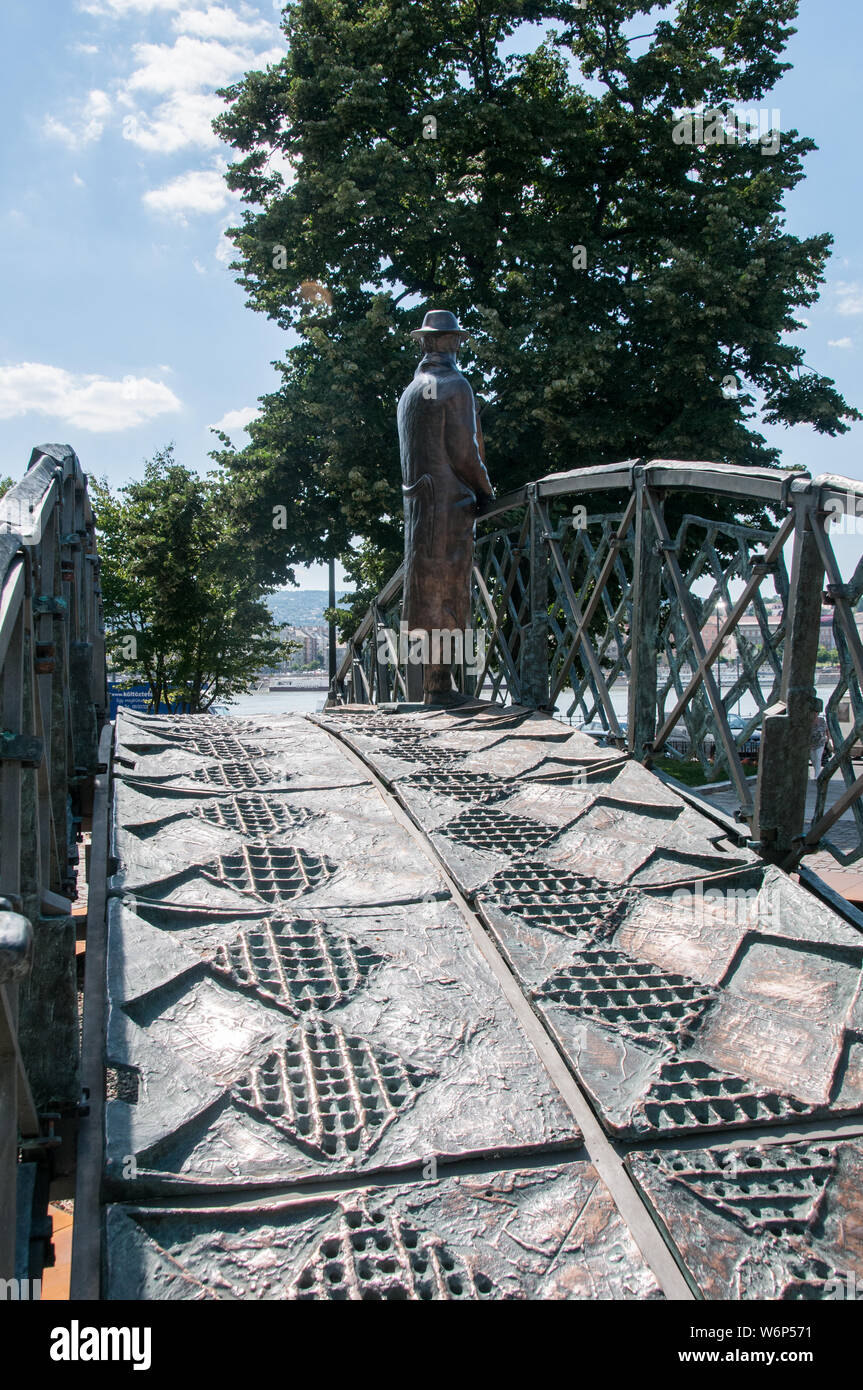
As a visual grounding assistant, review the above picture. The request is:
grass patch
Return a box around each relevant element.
[656,756,759,788]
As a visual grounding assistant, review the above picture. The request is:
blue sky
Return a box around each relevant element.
[0,1,861,587]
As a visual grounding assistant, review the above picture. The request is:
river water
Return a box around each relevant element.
[223,673,841,725]
[223,689,327,717]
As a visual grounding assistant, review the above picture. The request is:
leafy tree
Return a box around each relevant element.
[214,0,858,613]
[92,448,289,711]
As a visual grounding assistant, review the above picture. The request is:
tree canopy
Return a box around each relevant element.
[92,449,288,712]
[213,0,858,608]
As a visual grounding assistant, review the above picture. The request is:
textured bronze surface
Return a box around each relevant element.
[103,711,579,1198]
[97,704,863,1299]
[106,1161,662,1301]
[629,1139,863,1300]
[324,705,863,1147]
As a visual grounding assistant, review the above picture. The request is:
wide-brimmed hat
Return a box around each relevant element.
[410,309,469,342]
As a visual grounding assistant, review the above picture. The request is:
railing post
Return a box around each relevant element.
[372,605,391,703]
[0,601,25,1281]
[627,469,662,761]
[0,946,31,1280]
[404,632,424,702]
[70,641,99,778]
[519,485,549,709]
[753,482,824,864]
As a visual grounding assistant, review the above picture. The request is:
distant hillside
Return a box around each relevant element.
[266,589,350,627]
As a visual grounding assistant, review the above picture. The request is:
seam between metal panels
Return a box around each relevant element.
[105,1143,589,1216]
[70,719,115,1301]
[311,715,698,1301]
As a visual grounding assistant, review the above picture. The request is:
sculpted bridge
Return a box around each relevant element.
[3,446,863,1301]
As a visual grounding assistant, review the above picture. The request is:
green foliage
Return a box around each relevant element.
[0,476,14,499]
[92,447,289,712]
[213,0,858,595]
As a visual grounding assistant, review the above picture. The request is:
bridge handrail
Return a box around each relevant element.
[333,457,863,873]
[335,459,813,689]
[0,444,107,1280]
[475,458,805,522]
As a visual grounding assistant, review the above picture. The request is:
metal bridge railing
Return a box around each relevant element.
[332,458,863,873]
[0,445,107,1280]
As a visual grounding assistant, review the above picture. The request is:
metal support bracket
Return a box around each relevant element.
[0,731,44,766]
[33,596,68,615]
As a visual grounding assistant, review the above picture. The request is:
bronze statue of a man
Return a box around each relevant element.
[397,309,494,702]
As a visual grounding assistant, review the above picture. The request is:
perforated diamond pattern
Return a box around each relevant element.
[404,745,470,769]
[216,845,334,903]
[441,807,557,855]
[635,1060,815,1135]
[196,796,314,837]
[291,1199,495,1300]
[192,763,278,789]
[336,715,411,739]
[133,716,248,740]
[336,716,468,769]
[487,862,630,939]
[781,1253,863,1300]
[209,918,382,1015]
[535,949,717,1046]
[404,770,512,804]
[232,1020,430,1159]
[380,736,466,769]
[179,736,265,761]
[640,1145,837,1235]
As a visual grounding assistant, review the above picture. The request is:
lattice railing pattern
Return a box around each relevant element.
[804,505,863,866]
[333,460,863,872]
[470,513,529,706]
[655,515,789,782]
[544,509,634,731]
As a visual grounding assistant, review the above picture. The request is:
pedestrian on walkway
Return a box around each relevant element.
[810,699,828,778]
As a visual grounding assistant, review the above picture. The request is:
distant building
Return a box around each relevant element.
[701,604,860,660]
[281,624,333,668]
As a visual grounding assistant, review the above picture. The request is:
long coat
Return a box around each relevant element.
[397,351,494,635]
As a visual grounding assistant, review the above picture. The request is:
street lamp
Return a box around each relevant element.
[328,554,337,690]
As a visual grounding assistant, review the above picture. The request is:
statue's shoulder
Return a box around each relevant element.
[398,363,474,412]
[437,368,474,403]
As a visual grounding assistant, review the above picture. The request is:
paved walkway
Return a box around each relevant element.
[86,704,863,1300]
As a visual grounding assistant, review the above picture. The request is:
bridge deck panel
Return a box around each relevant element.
[92,704,863,1299]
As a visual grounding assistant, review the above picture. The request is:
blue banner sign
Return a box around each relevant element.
[108,682,153,718]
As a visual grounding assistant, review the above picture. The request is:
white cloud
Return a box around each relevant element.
[173,6,276,40]
[72,172,86,187]
[142,167,236,220]
[43,90,111,150]
[215,224,236,263]
[265,147,296,187]
[72,43,100,54]
[127,35,258,94]
[828,337,854,349]
[211,406,260,434]
[120,30,282,155]
[123,90,223,152]
[836,282,863,317]
[0,363,182,433]
[79,0,184,15]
